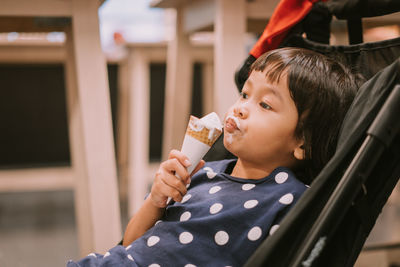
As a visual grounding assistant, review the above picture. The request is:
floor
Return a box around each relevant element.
[0,184,399,267]
[0,191,79,267]
[0,190,129,267]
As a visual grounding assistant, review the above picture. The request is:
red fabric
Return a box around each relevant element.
[250,0,323,58]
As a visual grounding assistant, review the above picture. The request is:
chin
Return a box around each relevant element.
[223,136,239,158]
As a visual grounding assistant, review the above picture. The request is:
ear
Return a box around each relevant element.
[293,141,305,161]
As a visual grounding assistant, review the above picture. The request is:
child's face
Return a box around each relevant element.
[223,69,304,170]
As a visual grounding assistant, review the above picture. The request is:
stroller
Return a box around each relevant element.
[207,0,400,266]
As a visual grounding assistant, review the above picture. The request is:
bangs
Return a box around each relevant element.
[250,49,294,84]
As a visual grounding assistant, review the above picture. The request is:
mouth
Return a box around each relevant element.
[224,116,241,133]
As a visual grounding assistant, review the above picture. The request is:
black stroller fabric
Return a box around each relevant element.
[283,35,400,81]
[325,0,400,18]
[244,57,400,267]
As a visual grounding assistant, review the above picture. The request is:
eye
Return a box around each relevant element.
[240,92,248,99]
[260,102,272,110]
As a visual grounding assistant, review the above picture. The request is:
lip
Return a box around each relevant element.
[224,116,240,133]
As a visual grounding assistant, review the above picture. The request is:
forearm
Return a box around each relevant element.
[122,151,202,247]
[122,195,165,246]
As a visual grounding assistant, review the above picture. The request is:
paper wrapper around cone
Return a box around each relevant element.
[181,115,222,174]
[167,114,222,204]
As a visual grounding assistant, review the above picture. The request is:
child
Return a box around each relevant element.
[68,47,357,267]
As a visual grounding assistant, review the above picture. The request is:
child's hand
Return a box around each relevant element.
[150,149,205,208]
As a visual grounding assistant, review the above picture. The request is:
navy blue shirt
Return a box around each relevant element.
[68,159,307,267]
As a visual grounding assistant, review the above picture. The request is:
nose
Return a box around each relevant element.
[233,103,248,119]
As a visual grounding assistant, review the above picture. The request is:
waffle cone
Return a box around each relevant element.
[186,116,222,146]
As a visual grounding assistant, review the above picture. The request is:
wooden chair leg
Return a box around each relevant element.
[64,0,121,255]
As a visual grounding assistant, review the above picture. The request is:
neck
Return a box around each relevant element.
[231,158,275,179]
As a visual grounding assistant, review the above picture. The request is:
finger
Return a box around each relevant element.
[168,149,192,168]
[155,177,185,204]
[161,171,188,197]
[152,174,184,205]
[154,161,188,201]
[163,158,190,180]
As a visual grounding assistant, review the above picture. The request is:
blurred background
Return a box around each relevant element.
[0,0,399,266]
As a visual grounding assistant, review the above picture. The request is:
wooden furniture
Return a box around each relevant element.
[118,41,213,216]
[0,0,121,256]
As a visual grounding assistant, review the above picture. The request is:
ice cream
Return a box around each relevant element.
[224,115,241,144]
[181,112,223,174]
[167,112,222,204]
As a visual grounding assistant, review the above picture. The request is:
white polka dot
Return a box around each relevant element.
[215,231,229,246]
[88,253,96,258]
[147,236,160,247]
[275,172,289,184]
[244,199,259,209]
[209,186,221,194]
[179,232,194,244]
[210,203,223,214]
[184,264,197,267]
[180,211,191,221]
[248,226,262,241]
[203,167,213,172]
[279,193,294,205]
[148,264,160,267]
[206,171,217,179]
[127,254,134,261]
[269,224,279,235]
[104,252,110,258]
[242,184,256,191]
[125,244,132,250]
[181,194,192,203]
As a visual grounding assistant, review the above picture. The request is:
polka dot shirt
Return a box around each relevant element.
[68,159,307,267]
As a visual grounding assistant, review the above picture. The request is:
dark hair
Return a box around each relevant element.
[250,47,358,184]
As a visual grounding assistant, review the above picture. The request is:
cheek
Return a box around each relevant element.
[249,127,269,146]
[249,118,289,146]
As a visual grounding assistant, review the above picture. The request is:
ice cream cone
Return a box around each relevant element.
[167,112,222,205]
[186,115,223,146]
[181,114,222,174]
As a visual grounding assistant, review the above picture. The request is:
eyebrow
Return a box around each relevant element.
[246,77,283,103]
[262,85,283,103]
